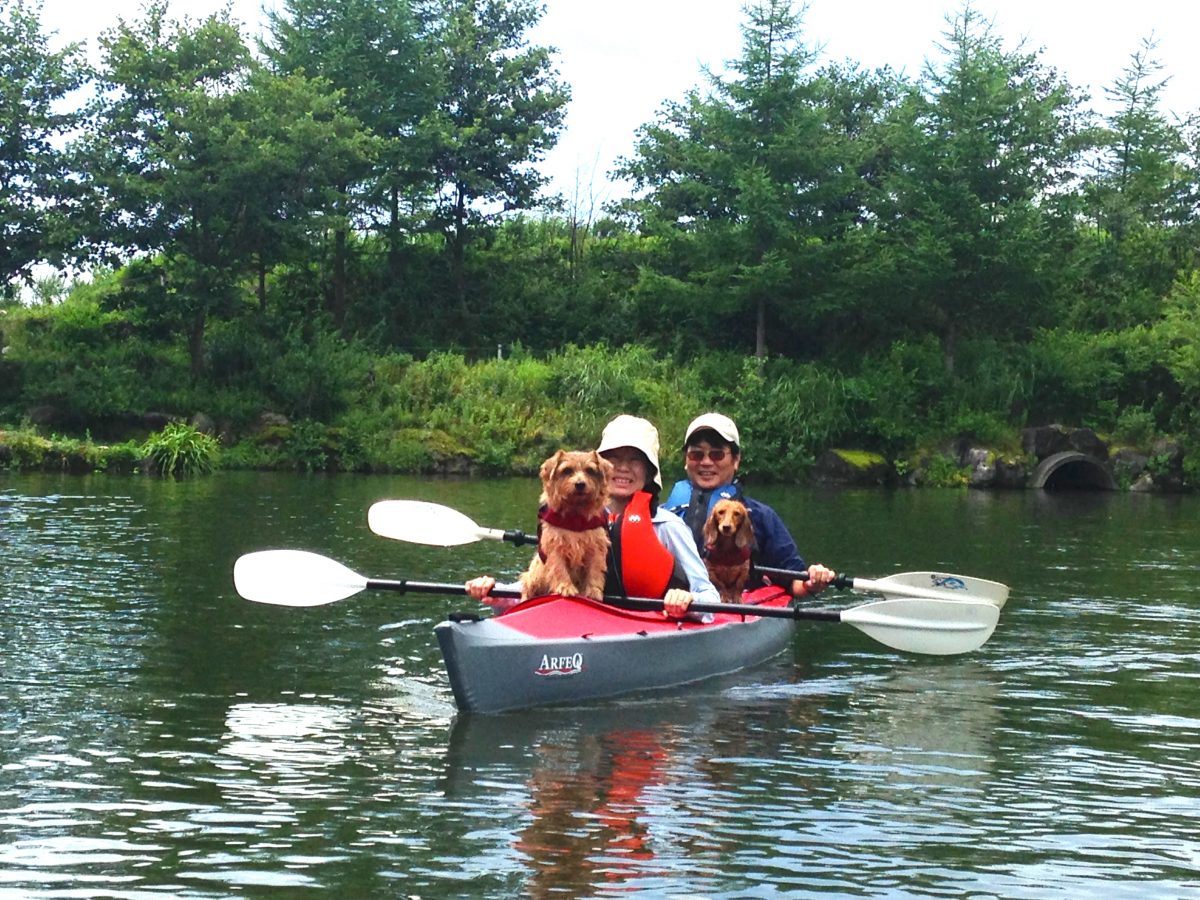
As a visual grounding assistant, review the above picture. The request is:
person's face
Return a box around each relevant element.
[685,439,739,490]
[601,447,649,501]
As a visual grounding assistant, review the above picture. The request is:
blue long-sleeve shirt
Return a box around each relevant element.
[663,479,807,572]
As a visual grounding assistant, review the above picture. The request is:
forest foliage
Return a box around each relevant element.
[1,0,1198,479]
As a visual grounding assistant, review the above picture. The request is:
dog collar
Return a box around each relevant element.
[705,543,752,565]
[536,506,607,563]
[538,507,607,532]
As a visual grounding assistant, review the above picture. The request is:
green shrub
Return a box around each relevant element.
[142,423,219,477]
[733,357,858,479]
[99,441,142,473]
[219,440,280,470]
[943,409,1016,449]
[1113,406,1157,448]
[1,430,52,468]
[920,453,970,488]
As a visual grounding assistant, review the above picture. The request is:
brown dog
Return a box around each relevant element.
[522,450,614,601]
[702,498,754,601]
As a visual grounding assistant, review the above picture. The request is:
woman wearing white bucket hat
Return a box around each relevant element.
[466,415,719,616]
[594,415,718,616]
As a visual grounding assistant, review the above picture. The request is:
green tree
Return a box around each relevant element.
[873,3,1082,372]
[1086,37,1191,238]
[235,68,380,313]
[263,0,433,327]
[1070,37,1193,329]
[79,3,374,374]
[0,0,88,296]
[615,0,879,362]
[420,0,569,317]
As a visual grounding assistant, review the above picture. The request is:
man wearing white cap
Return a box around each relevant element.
[663,412,836,597]
[467,414,719,616]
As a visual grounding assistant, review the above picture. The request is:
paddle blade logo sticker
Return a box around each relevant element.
[535,653,584,677]
[931,575,967,591]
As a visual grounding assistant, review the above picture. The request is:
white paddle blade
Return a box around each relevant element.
[850,576,1009,609]
[876,571,1009,608]
[368,500,501,546]
[234,550,368,607]
[841,598,1000,656]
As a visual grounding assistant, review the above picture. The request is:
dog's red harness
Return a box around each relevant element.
[705,543,752,566]
[536,506,607,562]
[608,491,675,598]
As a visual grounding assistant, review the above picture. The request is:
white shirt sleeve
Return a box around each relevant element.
[653,508,721,604]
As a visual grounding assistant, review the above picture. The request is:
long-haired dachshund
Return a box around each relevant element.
[702,498,754,601]
[522,450,613,601]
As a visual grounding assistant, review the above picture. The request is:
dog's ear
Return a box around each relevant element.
[734,508,753,549]
[540,450,563,483]
[702,508,718,545]
[590,450,614,479]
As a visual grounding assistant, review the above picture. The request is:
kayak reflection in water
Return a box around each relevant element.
[515,726,669,894]
[465,415,720,618]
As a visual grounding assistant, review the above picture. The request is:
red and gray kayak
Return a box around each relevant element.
[232,549,1004,714]
[434,586,795,714]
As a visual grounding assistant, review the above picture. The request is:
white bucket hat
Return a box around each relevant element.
[684,412,740,449]
[597,414,662,490]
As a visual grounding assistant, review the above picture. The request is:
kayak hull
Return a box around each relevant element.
[434,587,796,714]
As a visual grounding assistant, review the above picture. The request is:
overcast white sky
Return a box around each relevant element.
[36,0,1200,205]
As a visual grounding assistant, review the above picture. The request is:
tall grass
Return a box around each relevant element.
[142,424,219,477]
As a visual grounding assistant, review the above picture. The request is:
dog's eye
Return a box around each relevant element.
[586,466,600,478]
[559,466,575,477]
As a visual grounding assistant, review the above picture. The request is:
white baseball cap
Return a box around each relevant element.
[684,412,740,448]
[597,414,662,490]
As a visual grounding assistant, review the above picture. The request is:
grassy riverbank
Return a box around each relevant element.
[2,339,1190,489]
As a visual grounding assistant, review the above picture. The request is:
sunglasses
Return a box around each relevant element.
[686,448,729,463]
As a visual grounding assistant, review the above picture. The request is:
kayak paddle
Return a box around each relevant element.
[368,499,537,547]
[366,499,1009,608]
[233,549,999,656]
[754,565,1009,608]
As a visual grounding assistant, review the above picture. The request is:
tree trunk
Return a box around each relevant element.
[452,185,468,314]
[331,185,349,331]
[943,320,958,375]
[332,225,348,330]
[257,255,267,312]
[188,308,206,378]
[755,294,767,373]
[388,184,401,279]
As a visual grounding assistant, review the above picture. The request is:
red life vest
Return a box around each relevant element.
[607,491,678,599]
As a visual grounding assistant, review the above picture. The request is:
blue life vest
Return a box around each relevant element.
[664,479,746,552]
[664,479,808,572]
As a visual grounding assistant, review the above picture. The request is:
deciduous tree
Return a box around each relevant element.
[0,0,87,297]
[420,0,569,318]
[79,3,373,374]
[263,0,433,326]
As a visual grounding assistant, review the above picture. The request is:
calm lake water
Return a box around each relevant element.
[2,470,1199,897]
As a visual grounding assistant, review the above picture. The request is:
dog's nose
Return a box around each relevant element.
[572,480,587,492]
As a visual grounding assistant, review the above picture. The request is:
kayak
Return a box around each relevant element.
[434,585,796,714]
[231,550,1005,714]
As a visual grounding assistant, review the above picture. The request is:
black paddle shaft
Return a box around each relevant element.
[366,578,522,599]
[610,596,842,622]
[501,530,538,547]
[362,578,843,621]
[753,565,854,591]
[493,539,849,588]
